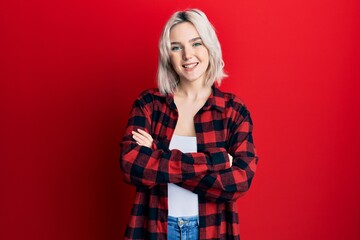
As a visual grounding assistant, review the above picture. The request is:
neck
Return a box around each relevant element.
[175,79,212,100]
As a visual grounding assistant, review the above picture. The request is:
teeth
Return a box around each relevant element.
[183,63,197,69]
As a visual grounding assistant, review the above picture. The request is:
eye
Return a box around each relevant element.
[193,42,203,47]
[171,45,182,51]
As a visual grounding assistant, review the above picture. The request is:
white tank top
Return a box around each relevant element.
[168,135,199,217]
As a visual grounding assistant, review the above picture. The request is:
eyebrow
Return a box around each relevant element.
[170,37,202,45]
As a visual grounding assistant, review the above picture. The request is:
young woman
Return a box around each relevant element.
[120,9,258,240]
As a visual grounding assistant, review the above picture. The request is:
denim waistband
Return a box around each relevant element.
[168,215,199,240]
[168,215,199,226]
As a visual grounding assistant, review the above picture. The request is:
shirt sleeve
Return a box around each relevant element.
[119,97,231,189]
[176,105,258,203]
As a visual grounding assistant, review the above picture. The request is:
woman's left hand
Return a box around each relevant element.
[132,129,153,148]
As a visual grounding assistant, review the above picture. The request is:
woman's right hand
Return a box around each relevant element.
[228,154,233,167]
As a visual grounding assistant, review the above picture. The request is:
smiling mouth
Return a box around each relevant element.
[182,63,199,69]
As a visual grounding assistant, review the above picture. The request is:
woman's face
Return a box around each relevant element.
[169,22,210,85]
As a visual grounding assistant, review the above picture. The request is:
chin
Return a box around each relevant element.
[181,76,202,82]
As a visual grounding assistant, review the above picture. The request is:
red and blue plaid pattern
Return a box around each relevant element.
[120,86,258,239]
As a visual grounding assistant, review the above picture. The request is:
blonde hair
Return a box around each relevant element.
[157,9,227,95]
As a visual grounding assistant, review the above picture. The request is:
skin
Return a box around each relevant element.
[170,21,212,136]
[132,21,232,166]
[132,129,153,147]
[169,22,210,88]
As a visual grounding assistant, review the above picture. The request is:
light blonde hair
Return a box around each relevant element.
[157,9,227,95]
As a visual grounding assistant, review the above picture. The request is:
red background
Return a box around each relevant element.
[1,0,360,239]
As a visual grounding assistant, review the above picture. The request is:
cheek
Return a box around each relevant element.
[169,56,181,74]
[169,60,177,72]
[202,52,210,66]
[169,55,179,67]
[202,52,210,71]
[200,49,210,62]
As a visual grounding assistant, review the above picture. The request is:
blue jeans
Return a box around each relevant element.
[167,215,199,240]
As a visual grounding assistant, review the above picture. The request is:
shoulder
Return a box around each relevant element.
[134,88,167,107]
[216,87,247,111]
[223,91,246,106]
[216,87,252,122]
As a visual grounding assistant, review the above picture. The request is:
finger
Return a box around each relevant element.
[134,130,153,147]
[132,130,150,141]
[137,128,149,135]
[132,131,146,141]
[228,153,233,167]
[132,134,145,143]
[133,137,147,146]
[137,129,153,140]
[132,134,152,147]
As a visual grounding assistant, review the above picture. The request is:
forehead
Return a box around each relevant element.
[170,22,200,42]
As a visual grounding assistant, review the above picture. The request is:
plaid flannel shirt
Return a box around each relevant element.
[120,86,258,240]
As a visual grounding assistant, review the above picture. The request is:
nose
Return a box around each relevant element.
[182,45,194,61]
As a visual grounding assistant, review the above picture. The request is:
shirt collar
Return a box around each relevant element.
[206,85,226,112]
[162,85,226,113]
